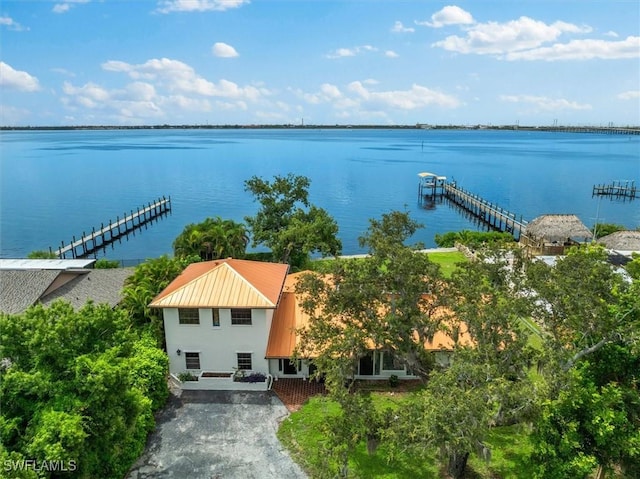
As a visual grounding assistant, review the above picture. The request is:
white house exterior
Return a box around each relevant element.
[151,259,466,389]
[150,259,289,387]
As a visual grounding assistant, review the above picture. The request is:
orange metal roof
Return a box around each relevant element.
[265,271,472,358]
[150,258,289,309]
[266,273,312,358]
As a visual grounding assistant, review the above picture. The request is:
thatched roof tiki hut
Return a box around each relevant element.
[521,214,593,255]
[597,231,640,252]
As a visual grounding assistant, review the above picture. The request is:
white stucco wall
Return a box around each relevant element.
[163,307,272,376]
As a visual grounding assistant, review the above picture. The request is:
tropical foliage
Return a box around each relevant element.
[119,255,197,344]
[591,222,626,239]
[434,229,515,248]
[172,216,249,260]
[26,250,58,259]
[0,302,168,479]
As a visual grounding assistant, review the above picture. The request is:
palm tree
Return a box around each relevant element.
[172,217,248,260]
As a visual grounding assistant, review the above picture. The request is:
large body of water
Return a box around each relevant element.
[1,128,639,261]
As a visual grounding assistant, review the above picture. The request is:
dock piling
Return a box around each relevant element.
[52,196,172,259]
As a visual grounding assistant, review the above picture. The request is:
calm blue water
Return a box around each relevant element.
[1,129,639,260]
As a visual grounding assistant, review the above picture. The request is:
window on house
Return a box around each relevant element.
[178,308,200,325]
[279,359,300,375]
[212,309,220,327]
[231,308,252,325]
[237,353,252,370]
[382,352,404,371]
[185,352,200,369]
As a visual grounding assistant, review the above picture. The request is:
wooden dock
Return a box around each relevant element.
[51,196,171,259]
[418,174,528,240]
[592,180,637,200]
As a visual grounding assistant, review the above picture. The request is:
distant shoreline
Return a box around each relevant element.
[2,124,639,134]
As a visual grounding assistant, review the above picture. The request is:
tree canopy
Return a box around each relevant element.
[172,216,248,261]
[0,301,168,479]
[291,211,639,478]
[244,173,341,268]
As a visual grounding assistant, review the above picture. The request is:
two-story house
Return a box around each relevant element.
[151,258,467,389]
[150,258,289,382]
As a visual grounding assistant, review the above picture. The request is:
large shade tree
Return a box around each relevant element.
[294,213,541,478]
[525,246,640,478]
[244,173,341,268]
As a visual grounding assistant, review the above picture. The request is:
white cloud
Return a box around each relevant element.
[325,45,379,59]
[391,21,414,33]
[61,80,166,122]
[212,42,239,58]
[0,15,27,31]
[505,36,640,61]
[62,81,110,108]
[61,56,273,123]
[156,0,250,14]
[500,94,592,111]
[604,31,619,38]
[51,67,76,77]
[433,16,591,55]
[102,57,268,100]
[53,0,90,14]
[297,81,460,115]
[417,5,474,28]
[617,90,640,100]
[385,50,399,58]
[0,104,32,125]
[348,82,461,110]
[0,62,41,92]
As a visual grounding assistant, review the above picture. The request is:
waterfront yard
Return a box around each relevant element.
[277,393,534,479]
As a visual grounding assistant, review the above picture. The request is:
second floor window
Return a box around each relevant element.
[212,309,220,327]
[231,308,252,325]
[178,308,200,325]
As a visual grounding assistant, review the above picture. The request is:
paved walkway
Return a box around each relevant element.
[272,378,326,412]
[127,390,307,479]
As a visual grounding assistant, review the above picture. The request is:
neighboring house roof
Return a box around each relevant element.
[40,268,136,309]
[523,214,592,243]
[150,258,289,309]
[0,258,96,270]
[0,267,134,315]
[597,230,640,251]
[0,270,60,315]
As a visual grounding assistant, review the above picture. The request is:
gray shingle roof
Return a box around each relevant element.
[0,268,135,315]
[0,270,59,315]
[41,268,135,309]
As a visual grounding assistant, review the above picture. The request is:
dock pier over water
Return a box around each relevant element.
[50,196,171,259]
[592,180,637,200]
[418,173,528,240]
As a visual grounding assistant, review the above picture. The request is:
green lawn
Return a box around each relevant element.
[425,251,467,278]
[278,394,534,479]
[309,251,467,278]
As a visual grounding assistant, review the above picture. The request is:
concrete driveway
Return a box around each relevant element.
[127,389,307,479]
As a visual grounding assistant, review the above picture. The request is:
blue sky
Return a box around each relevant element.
[1,0,639,126]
